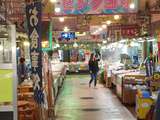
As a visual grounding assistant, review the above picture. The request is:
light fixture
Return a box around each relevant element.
[92,32,96,35]
[114,15,120,20]
[56,43,60,48]
[4,33,8,36]
[101,46,106,50]
[103,40,107,44]
[59,17,64,22]
[138,38,143,41]
[23,41,30,46]
[130,3,135,9]
[73,42,78,48]
[138,40,145,43]
[55,7,61,13]
[50,0,57,3]
[99,28,103,31]
[130,41,139,47]
[42,41,48,48]
[0,45,3,51]
[106,20,111,25]
[95,30,99,33]
[102,24,107,29]
[147,38,156,42]
[64,26,69,32]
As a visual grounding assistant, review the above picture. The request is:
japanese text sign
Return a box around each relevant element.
[56,0,137,15]
[26,2,42,90]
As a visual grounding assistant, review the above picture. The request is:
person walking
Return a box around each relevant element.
[88,53,99,88]
[17,57,28,84]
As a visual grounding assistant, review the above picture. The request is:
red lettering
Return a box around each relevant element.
[104,0,117,9]
[63,0,74,11]
[119,0,130,9]
[89,0,102,10]
[77,0,88,10]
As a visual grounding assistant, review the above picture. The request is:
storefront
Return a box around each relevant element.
[99,35,160,119]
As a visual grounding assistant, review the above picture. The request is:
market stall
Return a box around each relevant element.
[100,36,160,119]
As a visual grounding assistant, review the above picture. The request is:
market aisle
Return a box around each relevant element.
[55,75,136,120]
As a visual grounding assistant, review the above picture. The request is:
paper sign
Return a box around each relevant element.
[0,70,13,103]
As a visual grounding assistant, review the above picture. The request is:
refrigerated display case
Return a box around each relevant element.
[0,25,17,120]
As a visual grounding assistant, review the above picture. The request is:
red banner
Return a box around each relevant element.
[107,24,139,39]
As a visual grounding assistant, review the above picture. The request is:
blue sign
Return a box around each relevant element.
[26,2,44,104]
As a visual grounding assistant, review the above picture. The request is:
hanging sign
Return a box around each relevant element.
[26,2,44,104]
[56,0,137,15]
[107,24,139,39]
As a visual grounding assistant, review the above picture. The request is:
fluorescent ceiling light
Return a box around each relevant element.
[148,39,156,42]
[102,24,107,29]
[73,42,78,48]
[106,20,111,25]
[23,41,30,46]
[55,7,61,13]
[130,3,135,9]
[50,0,57,3]
[0,45,3,51]
[64,26,69,32]
[103,40,107,44]
[56,43,60,48]
[99,28,103,31]
[114,15,120,20]
[59,17,64,22]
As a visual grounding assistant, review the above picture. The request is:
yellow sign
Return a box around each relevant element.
[0,69,13,103]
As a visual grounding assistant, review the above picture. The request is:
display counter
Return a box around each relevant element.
[67,62,89,73]
[51,62,66,101]
[108,63,160,119]
[122,73,146,105]
[110,68,146,105]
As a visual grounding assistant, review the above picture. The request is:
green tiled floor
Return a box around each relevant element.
[55,75,136,120]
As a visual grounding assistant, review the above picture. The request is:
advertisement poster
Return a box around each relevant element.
[55,0,137,15]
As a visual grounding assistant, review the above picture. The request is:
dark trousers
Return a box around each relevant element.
[89,72,98,87]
